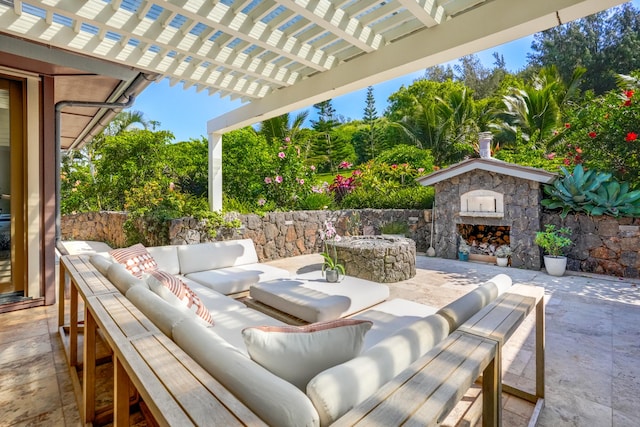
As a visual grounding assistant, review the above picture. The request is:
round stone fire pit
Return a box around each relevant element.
[327,236,416,283]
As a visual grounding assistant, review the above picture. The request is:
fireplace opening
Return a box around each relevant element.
[457,224,511,256]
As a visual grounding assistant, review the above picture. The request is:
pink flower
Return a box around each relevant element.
[626,132,638,142]
[284,137,291,142]
[278,151,286,159]
[168,182,175,191]
[564,123,570,129]
[257,198,266,206]
[339,161,352,169]
[546,153,556,160]
[352,169,362,176]
[575,147,583,154]
[264,177,272,184]
[563,158,571,165]
[417,168,425,173]
[275,175,283,183]
[391,164,398,169]
[299,179,305,185]
[588,132,597,138]
[310,165,316,171]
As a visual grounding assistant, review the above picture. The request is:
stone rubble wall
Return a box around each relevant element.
[60,211,128,248]
[61,209,431,262]
[542,213,640,278]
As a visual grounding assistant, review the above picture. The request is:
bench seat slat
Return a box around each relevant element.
[132,334,258,426]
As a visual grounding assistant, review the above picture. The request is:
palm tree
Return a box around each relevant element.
[259,111,309,143]
[492,66,585,150]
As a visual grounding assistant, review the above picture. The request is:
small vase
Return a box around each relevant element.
[543,255,567,276]
[496,257,509,267]
[458,252,469,261]
[325,269,341,283]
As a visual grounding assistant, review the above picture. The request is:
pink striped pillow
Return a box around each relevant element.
[109,243,157,278]
[145,269,214,326]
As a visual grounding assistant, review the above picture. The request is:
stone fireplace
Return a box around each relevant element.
[418,156,556,270]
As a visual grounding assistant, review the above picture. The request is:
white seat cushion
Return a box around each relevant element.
[351,298,438,350]
[210,307,287,353]
[185,263,290,295]
[177,239,259,274]
[181,278,247,313]
[146,245,181,275]
[250,274,389,323]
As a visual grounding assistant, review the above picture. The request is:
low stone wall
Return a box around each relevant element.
[61,209,431,262]
[60,211,128,248]
[543,213,640,278]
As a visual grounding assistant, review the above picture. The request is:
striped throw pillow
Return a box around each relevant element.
[109,243,157,278]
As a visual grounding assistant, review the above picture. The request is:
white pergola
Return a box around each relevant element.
[0,0,626,210]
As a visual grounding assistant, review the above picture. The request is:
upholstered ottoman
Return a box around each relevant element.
[249,272,390,323]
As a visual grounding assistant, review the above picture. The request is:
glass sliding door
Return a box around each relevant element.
[0,78,26,304]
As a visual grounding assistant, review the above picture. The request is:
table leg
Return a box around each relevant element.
[58,262,66,328]
[482,342,501,427]
[83,306,96,425]
[114,355,130,426]
[69,283,78,367]
[536,297,545,399]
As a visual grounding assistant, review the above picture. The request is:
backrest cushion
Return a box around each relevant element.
[306,313,450,426]
[109,243,157,278]
[145,269,214,326]
[146,246,181,275]
[242,319,372,391]
[89,254,113,276]
[177,239,259,274]
[173,319,320,427]
[125,285,192,339]
[437,274,512,332]
[106,262,148,295]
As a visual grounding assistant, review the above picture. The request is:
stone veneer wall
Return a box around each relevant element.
[542,213,640,278]
[61,209,431,262]
[434,169,543,270]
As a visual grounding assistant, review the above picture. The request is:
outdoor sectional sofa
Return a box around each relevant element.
[85,238,514,426]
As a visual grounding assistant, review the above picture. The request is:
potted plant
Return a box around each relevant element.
[458,237,470,261]
[494,245,511,267]
[535,224,572,276]
[319,221,346,282]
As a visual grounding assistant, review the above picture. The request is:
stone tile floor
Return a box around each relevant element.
[0,254,638,426]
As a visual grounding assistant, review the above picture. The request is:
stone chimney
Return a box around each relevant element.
[479,131,493,159]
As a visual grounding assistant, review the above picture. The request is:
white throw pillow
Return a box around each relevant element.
[242,319,372,390]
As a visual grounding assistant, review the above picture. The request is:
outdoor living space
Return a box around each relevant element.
[1,252,638,426]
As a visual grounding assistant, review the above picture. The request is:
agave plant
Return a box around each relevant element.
[586,181,640,217]
[542,164,640,218]
[541,164,611,218]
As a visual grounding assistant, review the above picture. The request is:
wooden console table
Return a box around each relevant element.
[458,284,545,425]
[334,330,500,427]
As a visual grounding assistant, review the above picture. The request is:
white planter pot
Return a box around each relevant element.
[496,257,509,267]
[543,255,567,277]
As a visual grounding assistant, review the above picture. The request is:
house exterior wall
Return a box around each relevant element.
[434,169,543,270]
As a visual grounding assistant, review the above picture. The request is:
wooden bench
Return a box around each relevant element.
[58,255,265,426]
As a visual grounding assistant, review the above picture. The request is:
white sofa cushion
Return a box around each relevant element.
[125,285,194,339]
[109,243,158,277]
[177,239,259,275]
[183,279,247,313]
[106,263,148,295]
[185,263,290,295]
[437,274,512,331]
[210,307,287,352]
[173,318,321,427]
[351,298,438,351]
[306,313,450,426]
[242,319,372,391]
[89,254,113,276]
[145,270,214,326]
[250,275,389,323]
[146,245,180,275]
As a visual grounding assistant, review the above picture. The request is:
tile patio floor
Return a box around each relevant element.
[1,253,639,426]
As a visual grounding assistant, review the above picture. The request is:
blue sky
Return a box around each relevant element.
[135,1,635,142]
